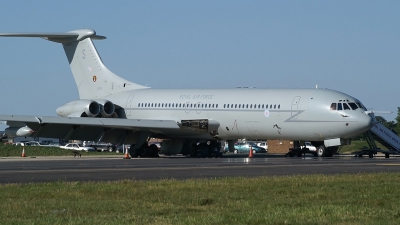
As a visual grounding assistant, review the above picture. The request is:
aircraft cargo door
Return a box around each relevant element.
[291,96,301,120]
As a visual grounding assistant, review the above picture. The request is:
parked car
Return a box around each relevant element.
[256,142,268,152]
[225,142,267,154]
[300,142,316,152]
[60,143,95,152]
[14,141,40,146]
[88,142,114,152]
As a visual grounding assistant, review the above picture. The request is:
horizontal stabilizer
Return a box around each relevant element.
[0,29,105,43]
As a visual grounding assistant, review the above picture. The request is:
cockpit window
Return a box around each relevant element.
[331,101,364,111]
[343,103,350,110]
[356,102,367,111]
[348,102,358,110]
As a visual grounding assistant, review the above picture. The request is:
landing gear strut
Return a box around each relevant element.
[129,143,159,158]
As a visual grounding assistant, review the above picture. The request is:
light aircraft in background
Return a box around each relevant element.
[0,29,374,157]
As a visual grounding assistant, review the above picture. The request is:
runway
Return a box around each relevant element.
[1,154,400,183]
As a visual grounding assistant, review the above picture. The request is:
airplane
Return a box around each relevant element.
[0,29,374,157]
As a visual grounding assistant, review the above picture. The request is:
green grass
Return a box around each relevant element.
[1,173,400,224]
[0,145,120,157]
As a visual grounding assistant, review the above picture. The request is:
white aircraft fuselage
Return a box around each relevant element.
[106,87,372,141]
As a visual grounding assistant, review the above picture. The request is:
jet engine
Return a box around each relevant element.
[96,99,115,118]
[5,126,33,137]
[56,100,100,117]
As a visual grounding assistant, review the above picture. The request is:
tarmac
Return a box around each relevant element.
[1,153,400,183]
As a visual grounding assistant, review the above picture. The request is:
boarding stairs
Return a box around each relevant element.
[354,122,400,158]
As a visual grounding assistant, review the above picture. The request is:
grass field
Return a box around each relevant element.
[1,173,400,225]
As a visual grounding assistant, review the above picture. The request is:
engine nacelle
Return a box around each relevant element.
[96,99,115,118]
[5,126,33,137]
[56,100,100,117]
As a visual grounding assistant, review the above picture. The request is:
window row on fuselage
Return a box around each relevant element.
[136,102,281,110]
[223,103,280,109]
[138,103,219,108]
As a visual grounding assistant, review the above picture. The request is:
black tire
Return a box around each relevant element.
[317,145,326,157]
[129,144,140,158]
[149,144,159,157]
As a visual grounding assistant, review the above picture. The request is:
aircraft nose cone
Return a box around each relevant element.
[358,113,374,132]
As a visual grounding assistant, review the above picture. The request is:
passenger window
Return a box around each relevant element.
[246,104,248,108]
[337,103,343,110]
[274,105,276,109]
[216,104,218,108]
[239,104,241,109]
[343,103,350,110]
[278,104,280,109]
[235,104,237,108]
[262,104,264,109]
[330,103,336,110]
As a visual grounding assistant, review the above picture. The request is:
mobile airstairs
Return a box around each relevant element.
[353,122,400,158]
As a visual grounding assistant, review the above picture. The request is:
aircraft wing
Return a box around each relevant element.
[0,115,180,144]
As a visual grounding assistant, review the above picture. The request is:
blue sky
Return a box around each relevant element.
[0,1,399,131]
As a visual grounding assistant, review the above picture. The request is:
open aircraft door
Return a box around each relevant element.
[291,96,301,120]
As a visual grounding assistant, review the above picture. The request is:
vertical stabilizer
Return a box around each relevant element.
[0,29,149,99]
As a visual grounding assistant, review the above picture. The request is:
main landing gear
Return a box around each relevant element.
[129,143,159,158]
[189,140,222,158]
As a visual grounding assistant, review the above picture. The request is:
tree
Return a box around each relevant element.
[394,107,400,135]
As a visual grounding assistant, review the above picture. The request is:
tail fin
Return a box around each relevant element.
[0,29,148,99]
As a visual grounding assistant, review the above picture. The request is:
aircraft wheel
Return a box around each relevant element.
[317,145,326,157]
[149,144,159,157]
[108,146,113,152]
[129,144,139,158]
[234,149,238,154]
[189,145,198,157]
[297,152,302,157]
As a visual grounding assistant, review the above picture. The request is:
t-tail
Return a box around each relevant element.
[0,29,149,99]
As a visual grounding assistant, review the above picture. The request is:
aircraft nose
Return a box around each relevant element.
[358,112,374,132]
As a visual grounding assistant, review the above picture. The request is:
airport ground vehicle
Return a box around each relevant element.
[60,143,95,152]
[225,142,266,154]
